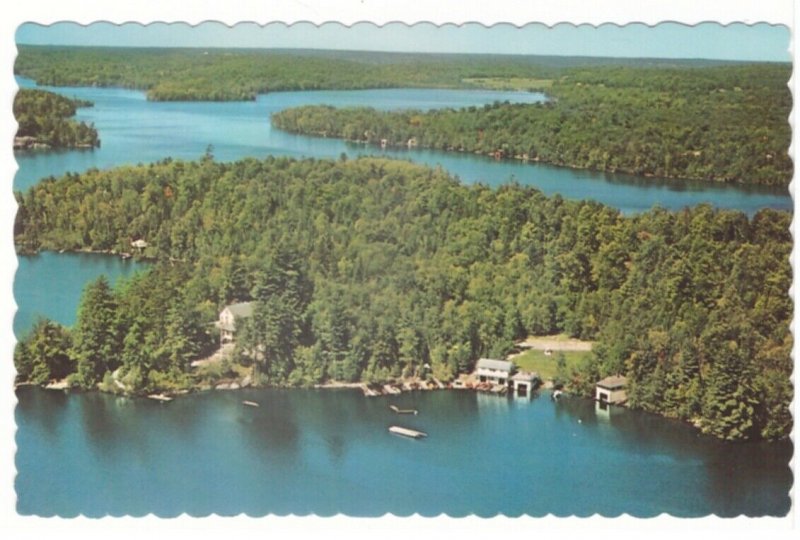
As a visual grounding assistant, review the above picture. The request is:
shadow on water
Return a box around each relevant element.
[15,387,70,440]
[703,439,793,517]
[553,394,793,517]
[235,389,300,460]
[290,389,364,463]
[152,393,203,439]
[77,392,124,445]
[551,393,600,427]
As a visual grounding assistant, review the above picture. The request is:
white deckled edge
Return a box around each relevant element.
[0,1,796,539]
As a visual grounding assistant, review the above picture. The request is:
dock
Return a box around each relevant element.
[242,400,260,408]
[388,426,427,439]
[147,393,173,402]
[389,405,418,415]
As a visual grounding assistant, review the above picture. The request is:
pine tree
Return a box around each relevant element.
[71,276,119,389]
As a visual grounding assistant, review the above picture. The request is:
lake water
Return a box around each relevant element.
[14,387,792,517]
[14,77,791,215]
[10,77,794,518]
[13,252,146,338]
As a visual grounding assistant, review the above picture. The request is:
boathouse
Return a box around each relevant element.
[511,371,540,396]
[595,375,628,406]
[475,358,515,385]
[217,301,254,343]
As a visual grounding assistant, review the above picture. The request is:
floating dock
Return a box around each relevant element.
[389,405,418,415]
[242,400,260,408]
[388,426,427,439]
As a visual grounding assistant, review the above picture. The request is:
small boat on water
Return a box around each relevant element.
[388,426,427,439]
[242,400,260,408]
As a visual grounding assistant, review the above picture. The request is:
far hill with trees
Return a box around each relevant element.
[14,46,791,186]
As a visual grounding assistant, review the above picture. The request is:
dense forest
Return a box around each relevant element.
[272,64,791,186]
[15,46,737,101]
[14,156,792,441]
[13,88,100,149]
[16,46,790,186]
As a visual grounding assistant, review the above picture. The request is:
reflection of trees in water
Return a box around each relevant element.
[78,392,123,445]
[552,394,599,427]
[702,439,792,517]
[15,387,69,440]
[553,394,792,516]
[296,390,364,464]
[157,394,203,439]
[78,392,206,463]
[237,390,299,462]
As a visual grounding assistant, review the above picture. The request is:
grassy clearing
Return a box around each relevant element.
[511,349,591,380]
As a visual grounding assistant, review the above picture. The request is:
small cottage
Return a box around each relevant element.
[475,358,515,385]
[131,239,148,250]
[217,301,254,343]
[595,375,628,406]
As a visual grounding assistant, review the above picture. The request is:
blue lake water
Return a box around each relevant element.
[13,252,146,338]
[14,77,790,215]
[14,387,792,517]
[10,76,794,517]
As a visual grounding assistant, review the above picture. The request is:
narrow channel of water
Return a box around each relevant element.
[14,77,790,214]
[13,251,146,337]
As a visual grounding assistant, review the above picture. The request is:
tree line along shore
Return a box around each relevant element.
[13,156,792,442]
[15,46,791,186]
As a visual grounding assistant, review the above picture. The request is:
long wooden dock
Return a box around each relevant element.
[388,426,427,439]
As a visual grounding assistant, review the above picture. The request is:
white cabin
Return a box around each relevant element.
[216,302,254,343]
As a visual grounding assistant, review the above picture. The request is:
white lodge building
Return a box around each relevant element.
[217,301,254,343]
[475,358,515,385]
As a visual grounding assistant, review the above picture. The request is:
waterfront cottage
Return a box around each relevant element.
[595,375,628,406]
[475,358,515,385]
[217,301,254,343]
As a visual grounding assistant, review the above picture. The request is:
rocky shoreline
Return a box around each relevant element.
[14,135,98,151]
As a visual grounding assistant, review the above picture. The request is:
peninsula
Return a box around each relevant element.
[13,156,792,442]
[14,88,100,150]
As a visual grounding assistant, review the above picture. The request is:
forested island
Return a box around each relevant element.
[13,88,100,150]
[271,63,791,186]
[14,156,792,441]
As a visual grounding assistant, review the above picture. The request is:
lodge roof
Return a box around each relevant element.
[476,358,514,373]
[225,301,254,319]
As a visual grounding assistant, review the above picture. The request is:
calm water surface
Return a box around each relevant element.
[14,77,790,214]
[15,387,791,517]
